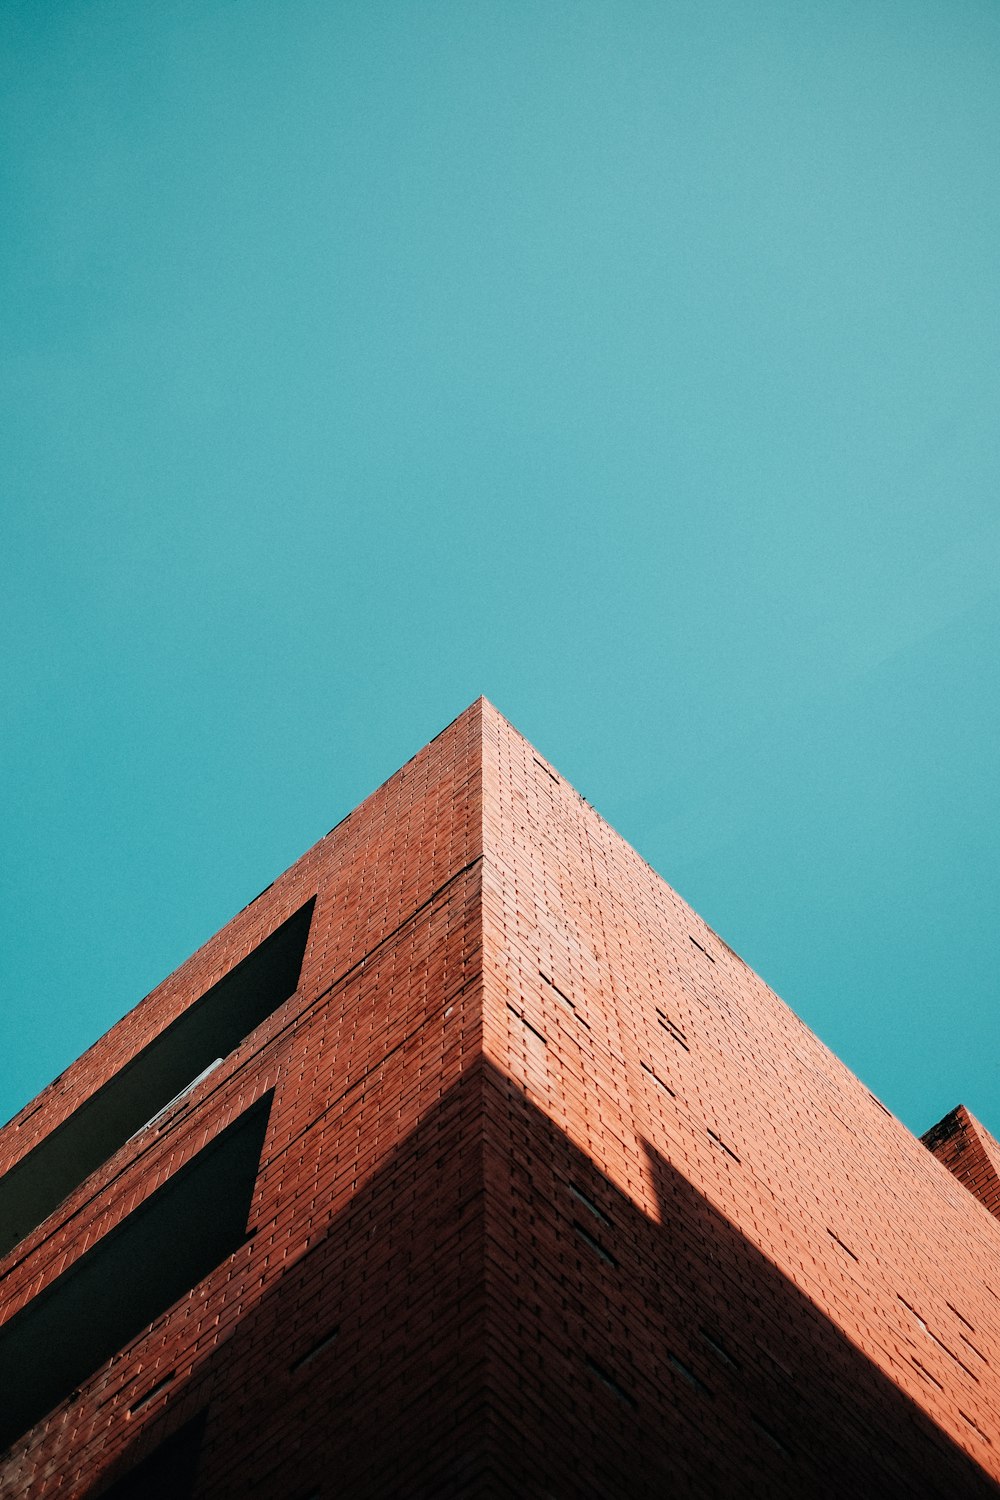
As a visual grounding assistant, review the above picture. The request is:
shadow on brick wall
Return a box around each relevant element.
[77,1061,996,1499]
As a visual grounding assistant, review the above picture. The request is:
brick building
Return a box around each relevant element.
[0,697,997,1497]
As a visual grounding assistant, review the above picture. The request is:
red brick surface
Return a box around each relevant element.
[1,698,998,1497]
[923,1105,1000,1222]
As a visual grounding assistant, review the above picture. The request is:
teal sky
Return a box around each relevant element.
[2,1,998,1138]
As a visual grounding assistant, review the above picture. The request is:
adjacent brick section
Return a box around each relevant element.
[1,698,998,1497]
[923,1105,1000,1221]
[0,705,485,1499]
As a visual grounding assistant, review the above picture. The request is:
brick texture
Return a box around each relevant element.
[0,698,998,1497]
[923,1105,1000,1222]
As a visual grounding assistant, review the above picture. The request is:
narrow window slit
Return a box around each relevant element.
[701,1330,739,1369]
[290,1326,340,1372]
[640,1062,675,1097]
[532,757,560,784]
[569,1182,612,1228]
[827,1229,859,1262]
[14,1101,45,1129]
[868,1092,892,1117]
[656,1010,690,1050]
[541,972,575,1006]
[911,1357,943,1390]
[572,1221,619,1268]
[506,1004,548,1045]
[752,1418,791,1457]
[688,936,715,963]
[959,1410,992,1444]
[707,1129,741,1164]
[668,1354,710,1395]
[585,1357,636,1409]
[128,1370,176,1414]
[540,973,591,1029]
[960,1334,989,1366]
[899,1298,980,1380]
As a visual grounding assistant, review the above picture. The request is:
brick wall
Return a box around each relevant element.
[924,1105,1000,1223]
[1,698,998,1496]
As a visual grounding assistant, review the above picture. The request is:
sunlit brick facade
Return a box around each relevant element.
[1,699,998,1496]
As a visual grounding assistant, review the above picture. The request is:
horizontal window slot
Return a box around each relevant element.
[290,1326,340,1373]
[585,1357,636,1410]
[568,1182,612,1229]
[540,973,591,1029]
[946,1302,976,1333]
[960,1334,989,1365]
[826,1228,859,1262]
[572,1221,619,1268]
[506,1004,548,1046]
[656,1010,689,1050]
[127,1370,176,1414]
[540,972,574,1006]
[532,757,560,784]
[898,1297,979,1380]
[0,1094,272,1452]
[669,1354,710,1395]
[13,1101,45,1129]
[752,1417,791,1457]
[640,1062,675,1097]
[911,1357,943,1390]
[959,1410,992,1445]
[688,936,715,963]
[701,1329,739,1369]
[0,901,313,1258]
[707,1129,741,1164]
[868,1092,892,1117]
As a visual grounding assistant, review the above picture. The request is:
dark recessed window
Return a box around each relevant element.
[0,1093,272,1454]
[0,899,313,1258]
[86,1411,206,1500]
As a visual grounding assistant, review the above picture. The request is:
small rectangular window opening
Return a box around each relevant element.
[506,1004,548,1046]
[540,972,573,1004]
[656,1010,689,1050]
[959,1411,992,1445]
[290,1326,340,1373]
[946,1301,977,1334]
[688,936,715,963]
[668,1353,710,1395]
[572,1221,619,1268]
[568,1182,612,1229]
[707,1129,741,1164]
[898,1297,979,1380]
[640,1061,675,1096]
[752,1417,791,1457]
[960,1333,989,1366]
[911,1357,944,1390]
[826,1228,859,1262]
[128,1370,176,1415]
[585,1357,636,1410]
[532,757,560,784]
[540,973,590,1029]
[701,1330,739,1369]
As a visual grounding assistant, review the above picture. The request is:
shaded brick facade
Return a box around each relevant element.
[924,1105,1000,1223]
[1,699,998,1496]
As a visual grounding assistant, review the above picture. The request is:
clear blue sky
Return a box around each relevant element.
[2,0,998,1138]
